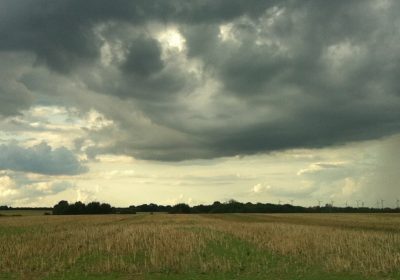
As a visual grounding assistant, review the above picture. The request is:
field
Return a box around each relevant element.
[0,210,51,216]
[1,213,400,280]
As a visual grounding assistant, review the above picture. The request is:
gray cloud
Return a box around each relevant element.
[0,82,31,117]
[2,0,400,161]
[0,1,100,73]
[0,52,34,116]
[0,171,74,205]
[121,36,164,76]
[0,0,277,73]
[0,142,87,175]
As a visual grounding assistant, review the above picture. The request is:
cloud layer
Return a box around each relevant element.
[1,0,400,161]
[0,142,87,175]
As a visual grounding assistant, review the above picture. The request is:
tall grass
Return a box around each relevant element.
[0,213,399,279]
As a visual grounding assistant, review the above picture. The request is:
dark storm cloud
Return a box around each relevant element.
[0,53,34,116]
[0,82,32,116]
[121,36,164,76]
[113,34,192,100]
[0,1,100,73]
[182,1,399,98]
[0,0,277,73]
[0,142,88,175]
[2,0,400,161]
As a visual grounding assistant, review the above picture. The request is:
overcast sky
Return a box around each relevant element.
[1,0,400,207]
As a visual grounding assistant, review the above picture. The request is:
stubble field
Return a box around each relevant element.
[0,213,400,280]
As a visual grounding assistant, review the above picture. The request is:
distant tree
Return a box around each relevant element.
[170,203,191,214]
[52,200,116,215]
[223,199,244,213]
[86,202,101,214]
[70,201,86,214]
[100,203,115,214]
[136,203,161,212]
[212,201,222,206]
[118,205,136,214]
[53,200,69,215]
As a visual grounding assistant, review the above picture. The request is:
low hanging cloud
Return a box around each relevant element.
[0,171,74,205]
[0,142,87,175]
[1,0,400,161]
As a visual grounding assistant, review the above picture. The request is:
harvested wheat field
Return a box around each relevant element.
[1,213,400,280]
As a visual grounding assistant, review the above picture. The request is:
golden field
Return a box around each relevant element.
[0,213,399,279]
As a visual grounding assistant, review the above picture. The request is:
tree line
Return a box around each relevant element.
[53,201,116,215]
[137,200,400,214]
[1,200,399,215]
[54,199,400,214]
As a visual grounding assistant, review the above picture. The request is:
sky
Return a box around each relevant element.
[1,0,400,207]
